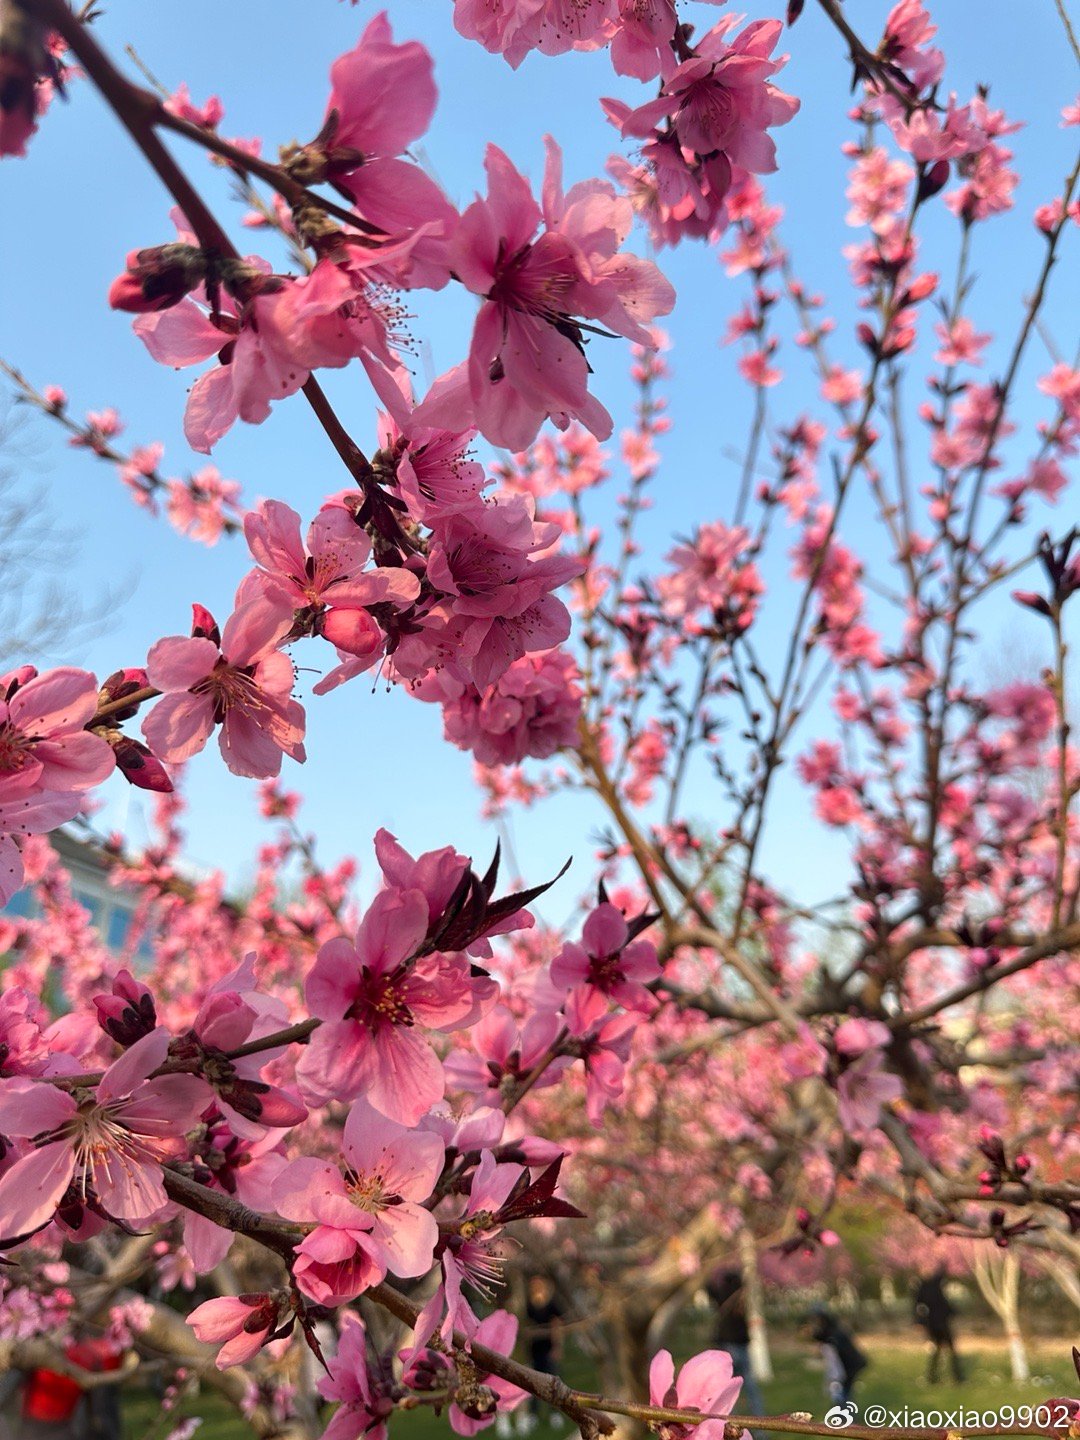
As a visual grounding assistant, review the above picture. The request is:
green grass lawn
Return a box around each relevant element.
[122,1333,1078,1439]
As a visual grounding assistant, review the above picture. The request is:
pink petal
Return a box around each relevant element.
[0,1141,76,1237]
[146,635,219,691]
[9,667,97,735]
[0,1079,76,1137]
[97,1027,171,1103]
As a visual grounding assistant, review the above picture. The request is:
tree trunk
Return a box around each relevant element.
[971,1251,1030,1384]
[738,1229,773,1383]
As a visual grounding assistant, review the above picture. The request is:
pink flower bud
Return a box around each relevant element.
[112,736,174,794]
[320,606,382,659]
[108,244,207,313]
[93,968,157,1046]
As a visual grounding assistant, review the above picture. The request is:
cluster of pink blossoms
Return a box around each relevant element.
[102,16,673,455]
[0,816,668,1400]
[604,16,798,246]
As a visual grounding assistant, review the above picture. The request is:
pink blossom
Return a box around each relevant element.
[0,989,53,1079]
[316,15,457,286]
[442,138,674,450]
[164,84,223,130]
[448,1309,526,1435]
[272,1157,386,1305]
[319,1316,393,1440]
[648,1349,742,1440]
[317,1097,442,1278]
[657,523,763,630]
[424,497,581,690]
[425,651,583,766]
[445,1006,566,1098]
[143,604,306,779]
[240,499,420,643]
[296,887,478,1121]
[182,1123,286,1274]
[617,17,798,177]
[132,255,408,452]
[550,902,659,1030]
[0,1029,210,1237]
[934,317,991,367]
[0,779,85,906]
[836,1049,903,1136]
[575,1010,637,1124]
[0,666,115,796]
[834,1017,891,1056]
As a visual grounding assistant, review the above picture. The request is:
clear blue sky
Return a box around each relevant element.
[1,0,1076,915]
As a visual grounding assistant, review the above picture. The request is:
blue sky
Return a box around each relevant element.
[1,0,1076,918]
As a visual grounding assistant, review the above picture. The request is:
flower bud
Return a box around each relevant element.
[108,243,208,313]
[320,606,382,659]
[93,969,157,1046]
[112,736,174,794]
[188,1294,282,1369]
[917,159,950,203]
[98,669,151,723]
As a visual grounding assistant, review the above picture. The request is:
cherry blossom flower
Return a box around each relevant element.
[423,650,583,765]
[272,1146,397,1304]
[0,779,84,905]
[0,1029,210,1238]
[616,17,798,180]
[836,1049,903,1136]
[648,1349,742,1440]
[425,497,582,691]
[332,1098,442,1276]
[296,886,477,1121]
[311,13,458,286]
[182,1124,286,1274]
[143,603,306,779]
[434,139,673,449]
[239,499,420,644]
[0,666,115,796]
[318,1315,394,1440]
[551,902,659,1030]
[448,1309,527,1435]
[445,1006,567,1098]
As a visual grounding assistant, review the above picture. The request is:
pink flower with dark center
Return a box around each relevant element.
[445,1006,567,1098]
[296,887,477,1121]
[425,496,581,690]
[618,17,798,176]
[438,138,673,450]
[836,1049,903,1136]
[0,1029,210,1239]
[240,499,420,643]
[143,603,306,779]
[0,667,115,797]
[275,1097,441,1290]
[574,1010,638,1125]
[550,902,659,1029]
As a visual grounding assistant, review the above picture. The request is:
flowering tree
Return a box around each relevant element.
[1,1,1079,1439]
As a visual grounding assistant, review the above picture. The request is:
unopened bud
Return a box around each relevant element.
[109,243,207,313]
[320,606,381,658]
